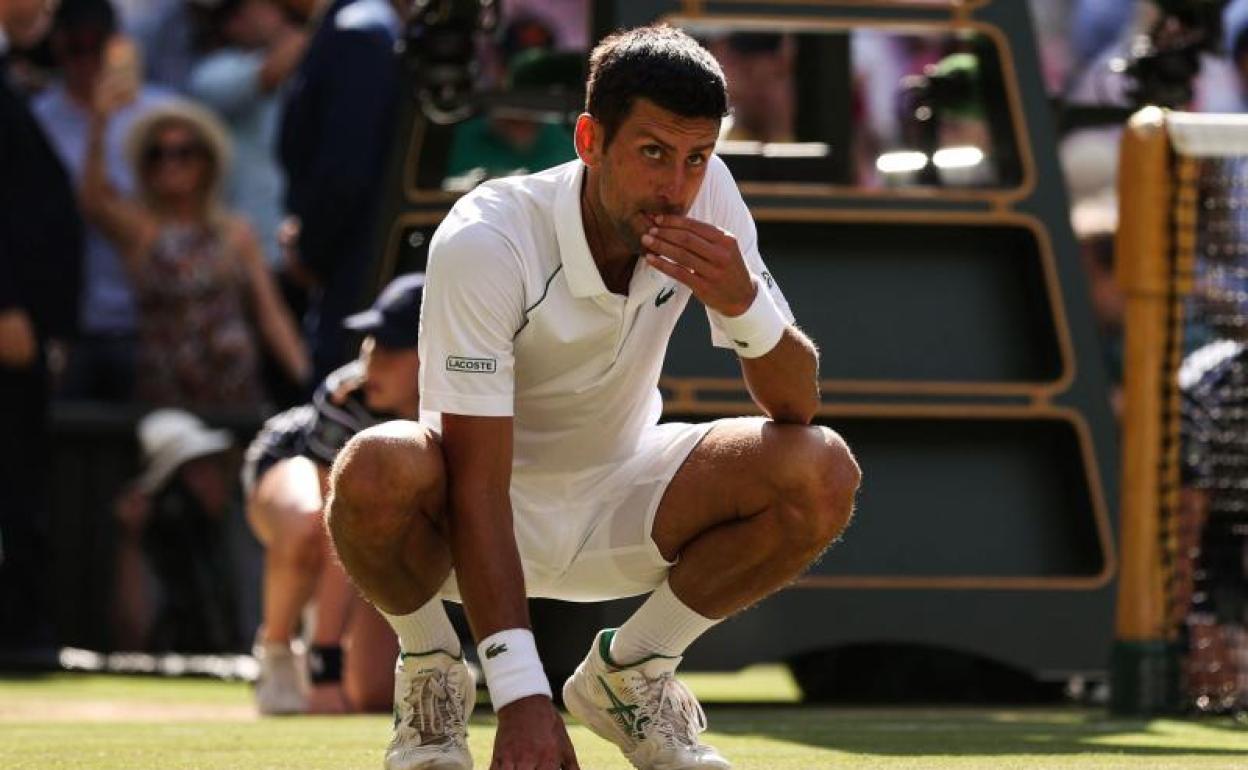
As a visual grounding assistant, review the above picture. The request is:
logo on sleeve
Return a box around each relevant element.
[761,271,775,289]
[446,356,497,374]
[655,286,677,307]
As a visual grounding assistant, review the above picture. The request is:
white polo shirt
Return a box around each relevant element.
[419,156,793,474]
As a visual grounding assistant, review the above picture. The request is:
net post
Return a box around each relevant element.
[1111,107,1181,715]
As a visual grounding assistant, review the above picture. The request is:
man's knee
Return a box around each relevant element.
[326,421,445,550]
[772,424,861,548]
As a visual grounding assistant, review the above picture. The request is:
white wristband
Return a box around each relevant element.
[477,628,551,710]
[710,278,788,358]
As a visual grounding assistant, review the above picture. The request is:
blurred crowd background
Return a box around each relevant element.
[2,0,1248,671]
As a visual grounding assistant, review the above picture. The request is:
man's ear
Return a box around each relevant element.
[574,113,600,166]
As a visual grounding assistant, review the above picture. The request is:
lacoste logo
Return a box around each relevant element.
[655,287,676,307]
[485,643,508,659]
[733,339,749,348]
[446,356,497,373]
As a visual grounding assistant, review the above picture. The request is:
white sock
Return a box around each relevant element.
[609,580,720,665]
[381,599,461,657]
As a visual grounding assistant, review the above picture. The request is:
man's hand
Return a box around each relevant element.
[279,216,318,289]
[642,214,756,316]
[491,695,580,770]
[0,308,38,370]
[93,38,141,120]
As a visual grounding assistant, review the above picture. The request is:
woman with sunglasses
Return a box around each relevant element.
[80,76,308,409]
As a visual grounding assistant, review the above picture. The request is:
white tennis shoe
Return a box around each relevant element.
[254,639,307,715]
[562,630,731,770]
[385,650,476,770]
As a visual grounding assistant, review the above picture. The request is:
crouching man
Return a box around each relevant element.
[328,24,860,770]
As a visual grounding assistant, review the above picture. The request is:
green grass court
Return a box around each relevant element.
[2,671,1246,769]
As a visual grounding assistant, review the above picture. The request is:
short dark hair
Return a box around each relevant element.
[53,0,117,37]
[585,25,728,146]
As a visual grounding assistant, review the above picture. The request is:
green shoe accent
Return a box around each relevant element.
[597,674,650,741]
[400,648,464,662]
[596,629,680,669]
[597,629,620,666]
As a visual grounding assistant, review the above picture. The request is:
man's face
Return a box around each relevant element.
[51,24,106,95]
[224,0,285,49]
[1,0,54,47]
[359,336,421,416]
[579,98,720,254]
[178,453,235,517]
[725,51,789,134]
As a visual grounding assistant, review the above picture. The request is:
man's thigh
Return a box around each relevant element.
[651,417,837,561]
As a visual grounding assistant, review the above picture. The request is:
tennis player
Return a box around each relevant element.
[327,25,860,770]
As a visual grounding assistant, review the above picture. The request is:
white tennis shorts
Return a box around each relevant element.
[437,421,714,603]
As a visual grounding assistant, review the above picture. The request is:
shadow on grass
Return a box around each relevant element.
[701,707,1248,757]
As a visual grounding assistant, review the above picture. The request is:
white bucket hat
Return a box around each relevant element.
[137,409,234,493]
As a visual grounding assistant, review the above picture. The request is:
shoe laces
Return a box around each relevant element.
[395,664,468,748]
[626,670,708,751]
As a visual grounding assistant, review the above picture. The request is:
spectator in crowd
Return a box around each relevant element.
[243,274,425,715]
[507,0,587,52]
[0,0,85,653]
[1225,0,1248,106]
[277,0,402,383]
[1071,190,1124,413]
[1178,338,1248,710]
[444,48,578,188]
[32,0,172,401]
[714,32,796,144]
[113,409,242,652]
[123,0,194,93]
[1070,0,1135,79]
[82,92,309,409]
[190,0,306,270]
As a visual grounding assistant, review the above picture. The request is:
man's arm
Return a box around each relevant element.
[644,214,819,423]
[440,413,580,769]
[439,413,527,637]
[738,324,819,424]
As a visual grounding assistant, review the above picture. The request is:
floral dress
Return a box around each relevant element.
[133,223,264,408]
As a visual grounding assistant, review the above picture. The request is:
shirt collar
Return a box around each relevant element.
[553,162,610,298]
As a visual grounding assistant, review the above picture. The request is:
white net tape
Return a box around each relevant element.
[1168,111,1248,158]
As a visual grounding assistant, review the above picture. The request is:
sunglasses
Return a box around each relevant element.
[143,142,207,168]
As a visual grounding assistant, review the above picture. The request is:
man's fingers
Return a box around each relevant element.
[653,213,729,242]
[649,224,719,257]
[646,254,707,293]
[560,734,581,770]
[643,232,713,273]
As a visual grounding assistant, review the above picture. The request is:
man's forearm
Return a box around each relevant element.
[740,326,820,424]
[447,486,532,640]
[447,481,556,712]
